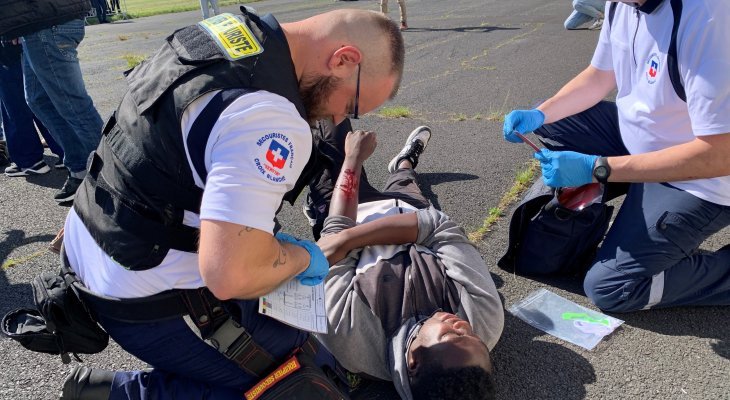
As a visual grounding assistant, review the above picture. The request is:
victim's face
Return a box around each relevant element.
[408,312,493,373]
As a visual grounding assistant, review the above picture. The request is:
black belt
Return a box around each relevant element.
[62,248,279,377]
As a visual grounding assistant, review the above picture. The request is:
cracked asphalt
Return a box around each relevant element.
[1,0,728,399]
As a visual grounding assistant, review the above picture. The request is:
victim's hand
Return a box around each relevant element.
[317,232,351,265]
[344,130,377,164]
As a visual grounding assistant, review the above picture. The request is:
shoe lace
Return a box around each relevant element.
[409,140,424,157]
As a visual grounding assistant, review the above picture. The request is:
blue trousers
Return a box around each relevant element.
[97,299,336,399]
[0,48,63,168]
[535,101,730,312]
[564,0,605,29]
[21,19,103,174]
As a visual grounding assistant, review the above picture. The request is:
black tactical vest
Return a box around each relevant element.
[74,9,321,270]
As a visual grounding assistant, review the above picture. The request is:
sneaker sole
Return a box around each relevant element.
[54,194,75,203]
[5,165,51,177]
[387,126,432,173]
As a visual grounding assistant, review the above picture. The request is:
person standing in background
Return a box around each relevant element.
[0,108,7,167]
[2,0,105,202]
[381,0,407,30]
[200,0,220,19]
[92,0,109,23]
[0,39,65,177]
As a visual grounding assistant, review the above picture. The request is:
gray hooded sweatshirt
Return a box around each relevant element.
[315,201,504,400]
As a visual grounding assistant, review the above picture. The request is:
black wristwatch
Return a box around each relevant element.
[592,157,611,184]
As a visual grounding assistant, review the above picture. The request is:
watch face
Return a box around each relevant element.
[595,166,608,179]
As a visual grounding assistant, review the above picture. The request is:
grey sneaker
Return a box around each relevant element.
[387,126,432,173]
[4,160,51,177]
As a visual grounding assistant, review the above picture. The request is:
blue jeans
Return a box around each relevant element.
[96,299,335,399]
[0,49,63,168]
[535,101,730,312]
[21,19,102,174]
[564,0,605,29]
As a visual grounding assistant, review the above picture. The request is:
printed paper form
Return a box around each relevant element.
[258,280,328,334]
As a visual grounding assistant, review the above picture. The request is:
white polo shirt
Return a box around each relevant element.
[591,0,730,206]
[64,90,312,298]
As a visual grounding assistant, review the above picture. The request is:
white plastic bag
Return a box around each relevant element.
[508,288,623,350]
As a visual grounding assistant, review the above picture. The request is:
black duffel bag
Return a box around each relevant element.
[2,266,109,363]
[498,179,614,276]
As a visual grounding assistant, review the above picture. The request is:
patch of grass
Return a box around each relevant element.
[118,35,130,41]
[486,88,511,123]
[469,159,540,242]
[2,250,46,269]
[379,106,411,118]
[452,113,467,121]
[123,0,254,18]
[487,111,505,122]
[122,54,146,69]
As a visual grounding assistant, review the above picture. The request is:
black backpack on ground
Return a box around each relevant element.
[498,180,614,277]
[1,266,110,363]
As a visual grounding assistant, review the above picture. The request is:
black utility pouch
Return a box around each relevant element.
[1,268,109,363]
[499,180,614,276]
[245,349,350,400]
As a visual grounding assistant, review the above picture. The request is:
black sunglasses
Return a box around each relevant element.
[350,64,361,119]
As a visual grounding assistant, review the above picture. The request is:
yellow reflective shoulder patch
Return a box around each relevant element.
[198,13,263,60]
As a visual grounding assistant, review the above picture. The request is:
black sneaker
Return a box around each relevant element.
[54,175,83,203]
[0,141,9,167]
[387,126,432,173]
[4,160,51,176]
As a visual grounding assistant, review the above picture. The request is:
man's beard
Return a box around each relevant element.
[299,73,342,125]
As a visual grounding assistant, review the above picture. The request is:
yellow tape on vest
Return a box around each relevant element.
[198,13,263,60]
[244,356,301,400]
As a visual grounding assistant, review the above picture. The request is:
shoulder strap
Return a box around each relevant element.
[608,2,618,27]
[607,0,685,102]
[667,0,686,101]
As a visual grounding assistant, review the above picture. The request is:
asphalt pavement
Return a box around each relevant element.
[1,0,728,399]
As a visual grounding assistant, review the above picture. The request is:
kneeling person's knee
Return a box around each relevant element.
[583,259,648,313]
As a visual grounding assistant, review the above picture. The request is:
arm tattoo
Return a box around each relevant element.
[238,227,254,236]
[272,246,287,268]
[335,169,358,200]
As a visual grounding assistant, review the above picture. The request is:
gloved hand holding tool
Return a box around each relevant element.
[534,149,598,188]
[275,232,329,286]
[503,109,545,143]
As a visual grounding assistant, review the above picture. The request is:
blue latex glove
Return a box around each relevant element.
[534,149,598,188]
[275,232,329,286]
[503,109,545,143]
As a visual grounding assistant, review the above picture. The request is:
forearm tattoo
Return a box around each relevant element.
[335,169,358,200]
[238,226,254,236]
[272,245,287,268]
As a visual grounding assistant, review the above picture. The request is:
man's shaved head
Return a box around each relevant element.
[283,9,405,123]
[315,9,405,96]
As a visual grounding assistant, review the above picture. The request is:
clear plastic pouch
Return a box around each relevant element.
[508,288,623,350]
